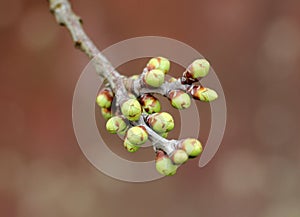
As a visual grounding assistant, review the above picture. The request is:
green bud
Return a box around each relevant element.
[96,88,114,108]
[143,69,165,87]
[188,86,218,102]
[171,149,188,165]
[159,132,168,138]
[168,90,191,109]
[121,99,142,121]
[130,74,139,80]
[101,108,112,120]
[187,59,210,79]
[126,126,148,145]
[155,151,178,176]
[168,77,177,83]
[105,116,127,134]
[118,126,129,136]
[139,94,161,114]
[147,112,174,133]
[124,138,139,153]
[147,57,170,74]
[180,138,203,158]
[128,93,137,99]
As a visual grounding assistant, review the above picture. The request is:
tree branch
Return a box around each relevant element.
[49,0,218,175]
[48,0,177,155]
[49,0,122,89]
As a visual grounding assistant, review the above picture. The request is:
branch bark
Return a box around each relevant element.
[49,0,122,90]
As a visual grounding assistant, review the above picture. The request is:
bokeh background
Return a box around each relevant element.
[1,0,300,216]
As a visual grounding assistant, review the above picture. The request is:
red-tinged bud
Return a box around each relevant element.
[168,90,191,109]
[121,99,142,121]
[96,88,114,108]
[126,126,148,146]
[101,108,112,120]
[155,150,178,176]
[139,94,161,114]
[143,69,165,87]
[147,57,170,74]
[182,59,210,84]
[187,86,218,102]
[147,112,174,133]
[179,138,203,158]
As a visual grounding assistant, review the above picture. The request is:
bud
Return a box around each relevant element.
[147,57,170,74]
[139,94,161,114]
[118,126,129,136]
[143,69,165,87]
[171,149,188,165]
[96,88,114,108]
[168,77,177,83]
[188,59,210,79]
[168,90,191,109]
[147,112,174,133]
[101,108,112,120]
[182,59,210,84]
[180,138,203,158]
[126,126,148,146]
[124,138,139,153]
[105,116,127,134]
[155,150,178,176]
[128,93,137,99]
[121,99,142,121]
[159,132,168,138]
[188,86,218,102]
[130,74,139,80]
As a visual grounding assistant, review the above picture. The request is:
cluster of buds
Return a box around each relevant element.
[155,138,203,175]
[96,56,218,176]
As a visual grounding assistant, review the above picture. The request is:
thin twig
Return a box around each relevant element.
[49,0,122,89]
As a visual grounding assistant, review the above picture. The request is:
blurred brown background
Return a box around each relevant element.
[1,0,300,216]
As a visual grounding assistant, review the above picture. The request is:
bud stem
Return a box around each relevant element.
[133,115,178,156]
